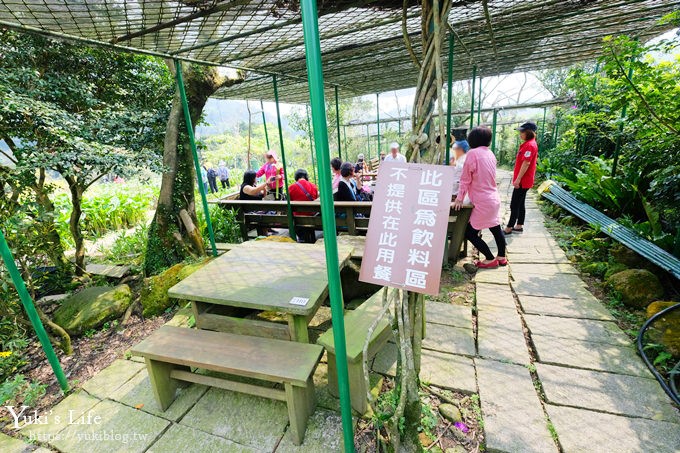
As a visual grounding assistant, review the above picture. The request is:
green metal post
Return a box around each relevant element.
[272,74,297,242]
[335,85,342,161]
[540,107,547,149]
[299,0,354,449]
[376,93,381,158]
[469,65,477,129]
[306,104,317,184]
[612,64,634,176]
[477,75,482,125]
[175,60,217,257]
[260,99,270,149]
[0,230,69,391]
[491,108,498,154]
[398,119,402,137]
[553,117,560,148]
[445,32,454,165]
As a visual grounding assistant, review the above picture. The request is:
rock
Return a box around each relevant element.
[439,403,462,423]
[445,447,467,453]
[606,269,664,309]
[140,260,210,317]
[645,301,680,356]
[53,285,132,335]
[603,262,628,281]
[646,301,679,318]
[610,244,646,268]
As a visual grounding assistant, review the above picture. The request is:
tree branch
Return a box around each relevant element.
[402,0,421,69]
[609,45,678,135]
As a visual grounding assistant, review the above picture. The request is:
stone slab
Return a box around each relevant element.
[419,349,476,394]
[85,264,130,279]
[475,283,517,310]
[536,363,680,424]
[546,405,680,453]
[277,409,346,452]
[476,358,557,453]
[52,399,169,453]
[81,359,145,399]
[512,276,592,300]
[147,423,258,453]
[532,335,651,377]
[524,314,631,346]
[0,432,34,453]
[508,254,572,264]
[424,302,472,329]
[509,263,579,276]
[518,294,614,321]
[422,322,475,357]
[477,306,531,365]
[180,387,288,451]
[112,368,209,421]
[473,268,510,285]
[371,341,397,377]
[19,391,101,440]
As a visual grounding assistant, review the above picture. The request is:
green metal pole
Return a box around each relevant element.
[343,125,347,157]
[335,85,342,161]
[553,117,560,148]
[306,104,317,184]
[540,107,547,149]
[469,65,477,129]
[477,75,482,125]
[272,74,297,242]
[398,119,402,137]
[300,0,354,449]
[612,64,634,176]
[0,229,69,391]
[376,93,381,158]
[491,108,498,154]
[175,60,217,257]
[445,32,454,165]
[260,99,270,149]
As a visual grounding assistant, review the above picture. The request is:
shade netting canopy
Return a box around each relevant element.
[1,0,678,103]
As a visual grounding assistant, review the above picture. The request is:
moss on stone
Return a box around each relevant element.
[53,285,132,335]
[645,301,680,356]
[606,269,664,309]
[140,259,211,317]
[603,262,629,280]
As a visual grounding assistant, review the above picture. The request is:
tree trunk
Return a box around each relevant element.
[406,0,453,164]
[144,62,242,276]
[34,168,70,272]
[64,176,85,276]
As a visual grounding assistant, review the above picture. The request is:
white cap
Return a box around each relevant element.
[358,153,365,159]
[390,142,400,150]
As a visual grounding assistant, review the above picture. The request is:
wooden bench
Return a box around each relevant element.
[214,199,472,261]
[131,325,323,445]
[317,288,392,414]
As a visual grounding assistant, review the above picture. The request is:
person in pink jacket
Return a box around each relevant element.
[452,127,507,269]
[256,150,284,199]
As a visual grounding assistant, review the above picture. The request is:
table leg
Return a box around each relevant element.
[288,314,310,343]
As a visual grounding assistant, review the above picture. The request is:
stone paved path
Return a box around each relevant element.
[6,172,679,453]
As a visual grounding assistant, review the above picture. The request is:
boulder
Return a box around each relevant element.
[606,269,664,309]
[645,301,680,356]
[610,244,647,268]
[140,259,210,317]
[439,403,462,423]
[53,285,132,335]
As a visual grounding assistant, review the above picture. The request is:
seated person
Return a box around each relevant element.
[354,154,366,174]
[239,170,269,200]
[331,157,342,192]
[334,162,361,202]
[288,169,319,243]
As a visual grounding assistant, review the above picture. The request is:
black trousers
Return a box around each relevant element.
[207,176,218,193]
[220,179,230,189]
[465,223,506,261]
[507,187,529,228]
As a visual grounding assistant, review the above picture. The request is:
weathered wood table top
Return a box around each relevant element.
[168,241,354,317]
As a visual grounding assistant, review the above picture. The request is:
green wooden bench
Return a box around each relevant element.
[131,325,322,445]
[317,288,392,414]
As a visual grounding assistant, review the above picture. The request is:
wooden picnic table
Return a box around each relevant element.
[168,241,354,343]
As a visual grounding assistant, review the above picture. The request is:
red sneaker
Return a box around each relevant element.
[475,259,499,269]
[497,257,508,266]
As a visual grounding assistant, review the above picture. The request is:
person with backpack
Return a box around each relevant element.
[206,163,219,193]
[217,161,230,189]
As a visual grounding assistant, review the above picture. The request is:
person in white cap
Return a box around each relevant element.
[383,142,406,163]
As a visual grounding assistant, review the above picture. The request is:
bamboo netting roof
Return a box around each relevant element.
[0,0,678,103]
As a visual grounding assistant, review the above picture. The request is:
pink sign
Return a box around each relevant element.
[359,161,455,296]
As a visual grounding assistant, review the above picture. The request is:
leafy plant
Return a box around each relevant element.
[197,205,243,245]
[0,375,47,406]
